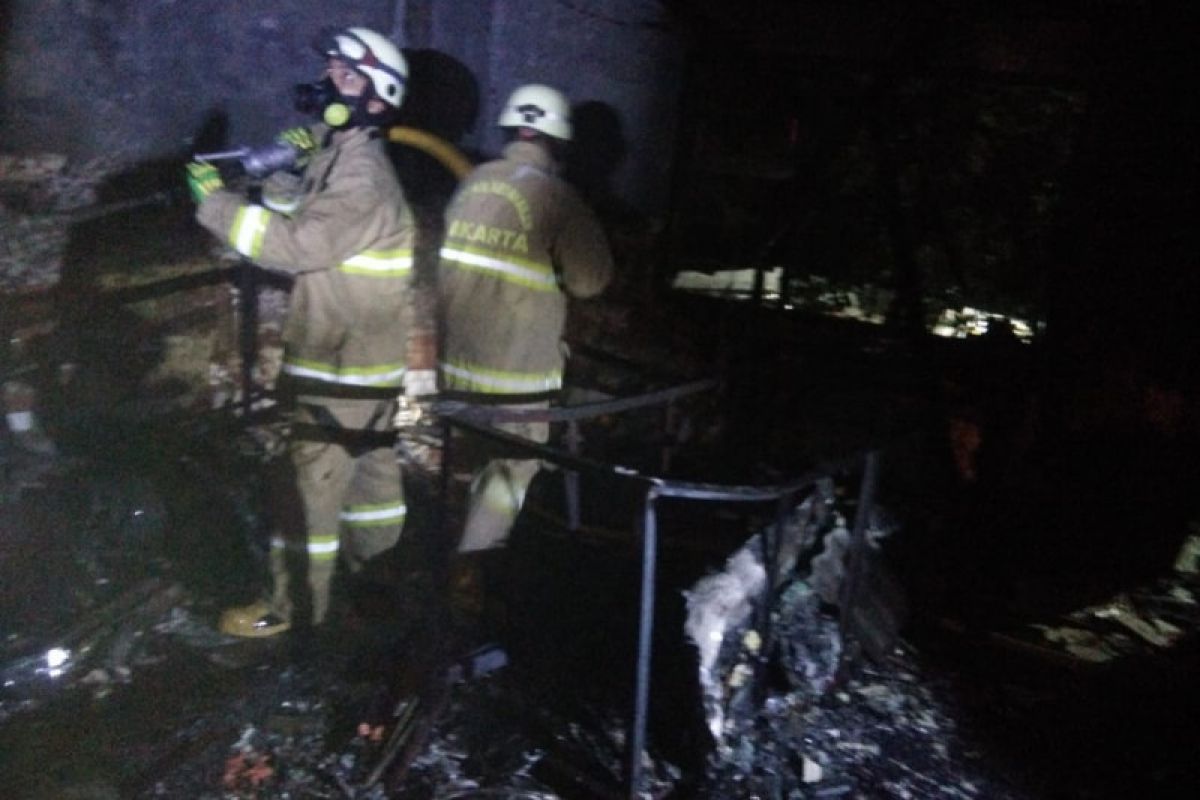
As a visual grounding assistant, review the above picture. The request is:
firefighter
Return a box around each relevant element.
[186,27,418,637]
[436,84,614,613]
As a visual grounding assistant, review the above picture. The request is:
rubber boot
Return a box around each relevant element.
[219,599,291,638]
[219,541,294,637]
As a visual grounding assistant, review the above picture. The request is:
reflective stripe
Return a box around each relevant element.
[440,246,558,292]
[341,501,407,527]
[263,195,299,214]
[282,358,406,387]
[230,205,272,259]
[308,533,339,561]
[441,360,561,394]
[340,248,414,277]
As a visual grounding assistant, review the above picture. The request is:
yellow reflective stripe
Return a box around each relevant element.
[440,246,558,292]
[339,248,414,277]
[340,501,407,527]
[282,358,406,387]
[230,205,271,259]
[307,533,339,561]
[442,242,549,275]
[440,360,561,394]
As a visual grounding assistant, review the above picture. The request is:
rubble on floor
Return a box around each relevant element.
[5,159,1199,797]
[4,409,1200,800]
[704,643,1029,800]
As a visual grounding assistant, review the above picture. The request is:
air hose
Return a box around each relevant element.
[387,126,473,181]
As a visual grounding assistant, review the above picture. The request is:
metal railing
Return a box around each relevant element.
[6,250,881,795]
[436,389,880,798]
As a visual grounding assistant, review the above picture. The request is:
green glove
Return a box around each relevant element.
[185,162,224,204]
[277,126,317,168]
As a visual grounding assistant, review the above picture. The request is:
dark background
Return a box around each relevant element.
[2,0,1197,626]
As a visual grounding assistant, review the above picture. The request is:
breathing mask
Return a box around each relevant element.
[293,77,354,128]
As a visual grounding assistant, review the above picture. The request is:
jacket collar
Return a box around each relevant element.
[327,125,378,150]
[502,140,560,175]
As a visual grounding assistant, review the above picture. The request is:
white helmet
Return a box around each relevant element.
[318,27,408,109]
[498,84,573,141]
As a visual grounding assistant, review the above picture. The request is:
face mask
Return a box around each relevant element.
[292,77,352,127]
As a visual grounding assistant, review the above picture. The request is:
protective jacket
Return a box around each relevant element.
[197,126,415,405]
[198,125,413,628]
[437,140,613,397]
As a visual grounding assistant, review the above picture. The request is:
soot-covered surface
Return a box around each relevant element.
[4,411,1199,800]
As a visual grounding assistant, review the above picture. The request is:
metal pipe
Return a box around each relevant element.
[754,493,792,703]
[838,450,880,661]
[438,419,454,529]
[438,378,716,426]
[434,417,456,629]
[237,261,258,417]
[627,485,660,799]
[565,419,582,531]
[433,398,893,794]
[442,409,867,504]
[194,147,251,163]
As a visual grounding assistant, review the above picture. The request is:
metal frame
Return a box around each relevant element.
[437,388,879,798]
[4,256,881,794]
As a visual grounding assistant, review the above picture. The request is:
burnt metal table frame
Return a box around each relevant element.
[435,385,880,799]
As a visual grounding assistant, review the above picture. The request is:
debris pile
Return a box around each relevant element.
[145,657,685,800]
[0,153,120,291]
[675,490,1018,798]
[1,417,276,721]
[3,411,1199,799]
[702,613,1029,799]
[684,488,840,746]
[987,568,1200,667]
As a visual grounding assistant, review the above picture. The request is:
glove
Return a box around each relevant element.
[185,162,224,204]
[277,126,317,168]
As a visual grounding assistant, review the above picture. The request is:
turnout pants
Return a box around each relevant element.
[268,399,406,626]
[457,403,548,553]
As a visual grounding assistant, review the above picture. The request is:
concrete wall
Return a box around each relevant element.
[0,0,685,216]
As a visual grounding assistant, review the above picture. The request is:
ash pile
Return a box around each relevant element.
[485,463,1024,799]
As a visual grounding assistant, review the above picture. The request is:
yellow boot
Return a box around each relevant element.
[219,599,291,638]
